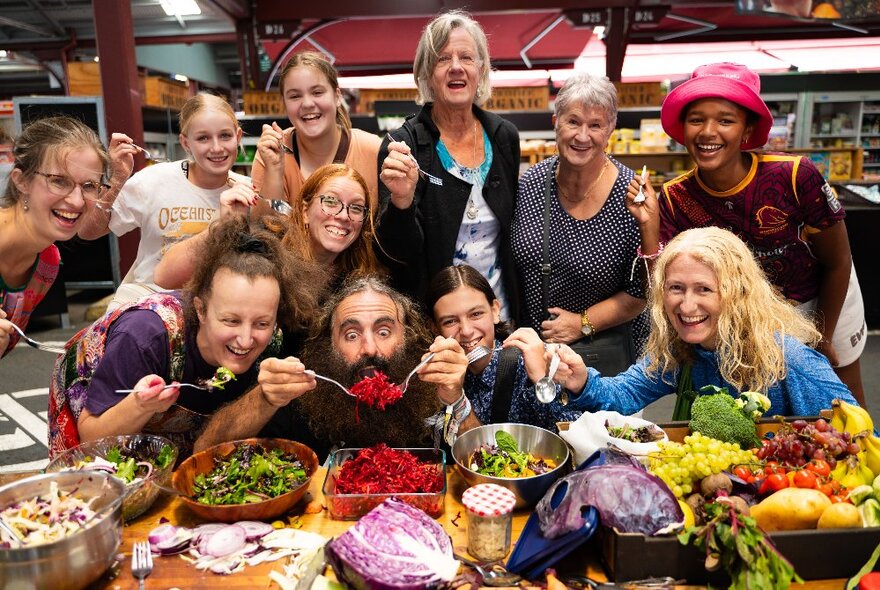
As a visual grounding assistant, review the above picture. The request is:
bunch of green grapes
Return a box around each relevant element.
[648,432,757,498]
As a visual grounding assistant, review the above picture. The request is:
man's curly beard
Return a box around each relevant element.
[294,338,442,450]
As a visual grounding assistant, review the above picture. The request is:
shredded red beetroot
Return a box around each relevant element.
[334,444,444,495]
[348,372,403,423]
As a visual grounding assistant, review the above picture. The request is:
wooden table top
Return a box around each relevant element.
[80,467,848,590]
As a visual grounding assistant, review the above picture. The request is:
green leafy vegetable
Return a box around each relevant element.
[206,367,236,391]
[115,457,137,482]
[468,431,556,478]
[495,431,519,455]
[155,444,175,469]
[105,447,123,464]
[679,498,803,589]
[192,443,308,505]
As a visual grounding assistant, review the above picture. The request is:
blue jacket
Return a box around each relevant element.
[569,335,857,417]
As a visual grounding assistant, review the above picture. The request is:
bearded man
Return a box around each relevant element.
[195,277,470,461]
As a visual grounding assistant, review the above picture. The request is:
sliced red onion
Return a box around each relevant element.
[148,523,178,546]
[236,521,273,541]
[204,525,246,557]
[191,523,226,541]
[136,461,154,480]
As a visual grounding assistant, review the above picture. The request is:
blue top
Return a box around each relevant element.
[568,335,857,417]
[465,341,583,432]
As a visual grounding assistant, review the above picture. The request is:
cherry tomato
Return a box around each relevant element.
[759,473,790,494]
[793,470,819,489]
[818,482,835,497]
[733,466,753,481]
[764,461,786,476]
[805,459,831,478]
[829,494,851,504]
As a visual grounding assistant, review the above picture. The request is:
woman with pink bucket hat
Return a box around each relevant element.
[624,62,867,406]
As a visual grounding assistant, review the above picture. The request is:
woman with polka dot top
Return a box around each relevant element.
[511,73,647,357]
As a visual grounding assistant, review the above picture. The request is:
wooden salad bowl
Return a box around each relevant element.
[171,438,318,523]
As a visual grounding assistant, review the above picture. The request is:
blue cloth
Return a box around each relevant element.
[465,341,583,432]
[568,335,857,417]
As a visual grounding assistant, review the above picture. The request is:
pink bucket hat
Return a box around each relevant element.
[661,62,773,151]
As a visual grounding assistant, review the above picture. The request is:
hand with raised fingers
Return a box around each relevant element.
[258,356,317,408]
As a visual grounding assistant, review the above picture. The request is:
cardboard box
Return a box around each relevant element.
[601,524,880,583]
[141,76,189,110]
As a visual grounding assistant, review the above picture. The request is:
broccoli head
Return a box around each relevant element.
[688,387,760,449]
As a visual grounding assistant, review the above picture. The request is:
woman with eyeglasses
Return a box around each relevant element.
[156,163,380,290]
[77,93,250,310]
[379,10,521,321]
[0,116,110,358]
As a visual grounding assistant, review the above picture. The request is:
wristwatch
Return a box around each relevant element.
[581,310,595,337]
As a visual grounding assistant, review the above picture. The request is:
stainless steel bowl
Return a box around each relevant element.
[0,471,124,590]
[45,434,178,521]
[452,423,570,508]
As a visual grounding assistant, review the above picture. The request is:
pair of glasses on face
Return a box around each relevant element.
[318,195,368,222]
[436,53,480,69]
[36,172,110,199]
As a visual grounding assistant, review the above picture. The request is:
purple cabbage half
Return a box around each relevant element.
[327,498,458,590]
[537,464,683,538]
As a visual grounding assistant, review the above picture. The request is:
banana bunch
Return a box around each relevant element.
[857,432,880,479]
[830,398,874,436]
[832,454,875,489]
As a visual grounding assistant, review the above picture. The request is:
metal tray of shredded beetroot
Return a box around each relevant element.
[322,447,446,520]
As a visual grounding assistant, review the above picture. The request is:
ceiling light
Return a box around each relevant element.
[93,56,99,62]
[593,26,606,40]
[0,50,7,59]
[173,74,189,82]
[159,0,201,16]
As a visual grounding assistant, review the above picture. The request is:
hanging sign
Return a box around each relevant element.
[485,87,550,112]
[613,82,666,108]
[243,91,285,116]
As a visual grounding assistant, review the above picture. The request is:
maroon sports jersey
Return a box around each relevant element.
[659,152,844,303]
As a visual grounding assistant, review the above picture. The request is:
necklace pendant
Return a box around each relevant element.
[466,199,479,220]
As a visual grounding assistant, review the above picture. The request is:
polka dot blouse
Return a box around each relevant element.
[511,156,648,349]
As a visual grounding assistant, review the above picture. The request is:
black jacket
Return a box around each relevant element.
[377,103,522,320]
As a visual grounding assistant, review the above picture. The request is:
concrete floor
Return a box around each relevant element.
[1,289,878,471]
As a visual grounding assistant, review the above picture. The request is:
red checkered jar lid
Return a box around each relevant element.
[462,483,516,517]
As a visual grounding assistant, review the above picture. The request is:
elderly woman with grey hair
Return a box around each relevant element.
[378,9,521,322]
[511,73,647,371]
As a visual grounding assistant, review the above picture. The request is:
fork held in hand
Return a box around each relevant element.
[385,134,443,186]
[131,540,153,590]
[399,352,436,394]
[115,382,207,394]
[8,323,66,355]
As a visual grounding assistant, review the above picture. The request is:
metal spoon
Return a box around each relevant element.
[455,554,522,587]
[256,195,293,216]
[0,518,22,548]
[534,348,561,404]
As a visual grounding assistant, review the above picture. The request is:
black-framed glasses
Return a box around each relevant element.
[35,172,110,199]
[318,195,368,222]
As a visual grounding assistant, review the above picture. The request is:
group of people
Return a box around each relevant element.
[0,9,865,464]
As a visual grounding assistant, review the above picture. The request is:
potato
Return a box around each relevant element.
[751,488,831,531]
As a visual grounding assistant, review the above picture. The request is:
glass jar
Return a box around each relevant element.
[462,483,516,562]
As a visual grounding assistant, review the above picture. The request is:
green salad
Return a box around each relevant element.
[192,443,308,505]
[205,367,236,391]
[469,431,557,478]
[75,444,175,484]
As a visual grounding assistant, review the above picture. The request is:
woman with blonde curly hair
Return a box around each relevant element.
[550,226,857,418]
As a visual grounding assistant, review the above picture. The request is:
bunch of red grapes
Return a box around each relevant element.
[755,418,859,469]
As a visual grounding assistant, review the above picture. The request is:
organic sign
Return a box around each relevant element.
[613,82,666,108]
[485,87,549,112]
[243,91,285,116]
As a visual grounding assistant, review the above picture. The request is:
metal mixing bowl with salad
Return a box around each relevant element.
[469,431,558,478]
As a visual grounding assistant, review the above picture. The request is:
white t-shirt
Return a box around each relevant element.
[109,161,249,284]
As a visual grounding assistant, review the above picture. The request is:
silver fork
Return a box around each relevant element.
[8,323,66,354]
[131,540,153,590]
[115,382,208,394]
[131,143,169,163]
[385,134,443,186]
[465,345,491,364]
[399,352,436,394]
[308,371,356,398]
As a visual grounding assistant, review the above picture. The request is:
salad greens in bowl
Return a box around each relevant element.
[452,423,570,508]
[171,438,318,523]
[45,434,178,521]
